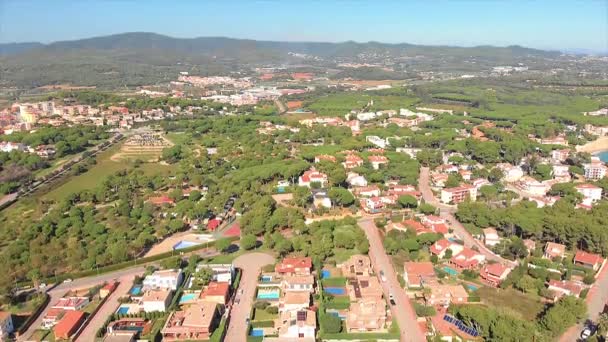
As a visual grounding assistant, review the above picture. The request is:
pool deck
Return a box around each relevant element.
[144,231,213,257]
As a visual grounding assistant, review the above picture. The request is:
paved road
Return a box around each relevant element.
[76,276,135,341]
[18,247,219,341]
[419,167,516,266]
[559,262,608,342]
[358,217,425,342]
[225,252,275,342]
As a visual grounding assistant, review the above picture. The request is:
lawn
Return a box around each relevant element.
[321,277,347,287]
[30,329,55,342]
[166,132,192,145]
[44,142,171,201]
[477,286,545,321]
[252,308,277,322]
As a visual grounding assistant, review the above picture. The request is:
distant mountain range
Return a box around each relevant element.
[0,32,565,89]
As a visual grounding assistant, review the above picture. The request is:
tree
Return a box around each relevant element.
[488,168,504,183]
[241,234,257,250]
[541,296,586,336]
[292,186,312,207]
[215,239,231,253]
[193,267,214,287]
[419,203,437,215]
[328,187,355,207]
[398,195,418,208]
[321,313,342,333]
[479,185,498,202]
[445,174,461,188]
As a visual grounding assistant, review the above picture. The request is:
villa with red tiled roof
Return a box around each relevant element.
[449,248,486,270]
[547,279,585,301]
[200,282,230,305]
[574,251,604,271]
[342,154,364,169]
[430,239,464,258]
[403,262,436,288]
[479,263,512,287]
[298,169,328,188]
[368,155,389,170]
[54,310,85,340]
[275,257,312,276]
[314,155,337,163]
[543,242,566,260]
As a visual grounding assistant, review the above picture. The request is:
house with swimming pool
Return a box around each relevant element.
[281,275,315,293]
[279,292,311,313]
[199,282,230,305]
[195,264,235,284]
[274,308,317,340]
[275,257,312,276]
[161,302,219,341]
[340,254,373,277]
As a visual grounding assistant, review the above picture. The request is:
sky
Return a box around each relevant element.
[0,0,607,52]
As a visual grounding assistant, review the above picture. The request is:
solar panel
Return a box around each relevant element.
[297,311,307,321]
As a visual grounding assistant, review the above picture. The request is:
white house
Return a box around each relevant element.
[143,269,184,291]
[298,169,328,188]
[482,228,501,247]
[142,289,173,313]
[195,264,235,284]
[496,163,524,182]
[365,136,388,149]
[312,190,332,208]
[552,164,570,179]
[575,184,603,203]
[518,176,549,196]
[0,312,13,340]
[346,172,368,187]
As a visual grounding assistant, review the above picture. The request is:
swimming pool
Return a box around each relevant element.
[130,285,142,296]
[260,275,273,282]
[180,293,197,303]
[443,266,458,276]
[321,270,331,279]
[173,240,200,250]
[250,328,264,337]
[324,287,346,295]
[466,284,478,291]
[327,310,347,320]
[117,306,130,315]
[257,289,280,300]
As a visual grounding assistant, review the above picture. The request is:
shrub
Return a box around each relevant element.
[254,301,270,310]
[321,313,342,333]
[266,306,278,314]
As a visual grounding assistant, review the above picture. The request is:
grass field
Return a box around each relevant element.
[44,142,172,201]
[305,91,420,116]
[477,286,545,321]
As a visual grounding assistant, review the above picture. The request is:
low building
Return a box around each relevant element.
[312,190,332,209]
[551,149,570,162]
[275,309,316,339]
[142,289,173,313]
[403,262,436,288]
[482,228,500,247]
[440,185,477,204]
[42,308,65,329]
[479,263,512,287]
[200,282,230,305]
[281,275,315,293]
[574,251,604,271]
[496,163,524,182]
[543,242,566,260]
[424,284,468,306]
[54,310,85,340]
[103,331,138,342]
[575,184,603,203]
[279,292,311,313]
[547,280,584,301]
[52,297,90,311]
[346,172,367,187]
[195,264,235,284]
[368,155,389,170]
[430,239,464,259]
[100,282,118,299]
[161,302,219,341]
[341,254,373,277]
[298,169,328,188]
[345,298,387,332]
[449,248,486,270]
[275,257,312,276]
[352,185,381,197]
[143,269,183,290]
[0,312,13,340]
[346,276,383,302]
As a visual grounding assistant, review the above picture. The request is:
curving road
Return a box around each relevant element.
[225,252,275,342]
[419,167,516,266]
[358,217,425,342]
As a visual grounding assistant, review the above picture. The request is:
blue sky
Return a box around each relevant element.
[0,0,606,52]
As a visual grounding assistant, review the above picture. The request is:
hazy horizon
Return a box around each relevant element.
[1,0,606,53]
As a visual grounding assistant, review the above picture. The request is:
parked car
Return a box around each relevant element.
[380,270,386,282]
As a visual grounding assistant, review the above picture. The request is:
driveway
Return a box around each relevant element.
[225,252,275,342]
[358,217,425,342]
[76,276,136,341]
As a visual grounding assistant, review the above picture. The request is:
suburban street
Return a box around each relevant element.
[559,262,608,342]
[75,276,134,341]
[358,217,425,342]
[419,167,516,266]
[225,252,275,342]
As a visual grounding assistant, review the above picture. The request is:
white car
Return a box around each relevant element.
[580,327,592,340]
[380,270,386,282]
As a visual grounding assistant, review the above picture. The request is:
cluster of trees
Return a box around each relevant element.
[383,229,442,259]
[456,200,608,255]
[450,294,586,341]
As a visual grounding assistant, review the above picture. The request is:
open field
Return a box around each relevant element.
[305,91,420,116]
[477,286,545,321]
[44,142,172,201]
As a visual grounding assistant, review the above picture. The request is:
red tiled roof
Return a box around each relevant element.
[148,196,175,205]
[430,239,451,255]
[276,257,312,273]
[574,251,603,266]
[201,282,230,298]
[54,310,85,339]
[404,262,435,277]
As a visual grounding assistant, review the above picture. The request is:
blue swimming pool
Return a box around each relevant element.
[180,293,197,303]
[327,310,347,320]
[250,328,264,337]
[324,287,346,295]
[257,291,280,300]
[321,270,331,279]
[173,240,200,250]
[443,266,458,276]
[466,284,478,291]
[260,275,273,282]
[130,285,142,296]
[117,306,130,315]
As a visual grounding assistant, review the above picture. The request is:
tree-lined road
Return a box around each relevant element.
[358,217,425,342]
